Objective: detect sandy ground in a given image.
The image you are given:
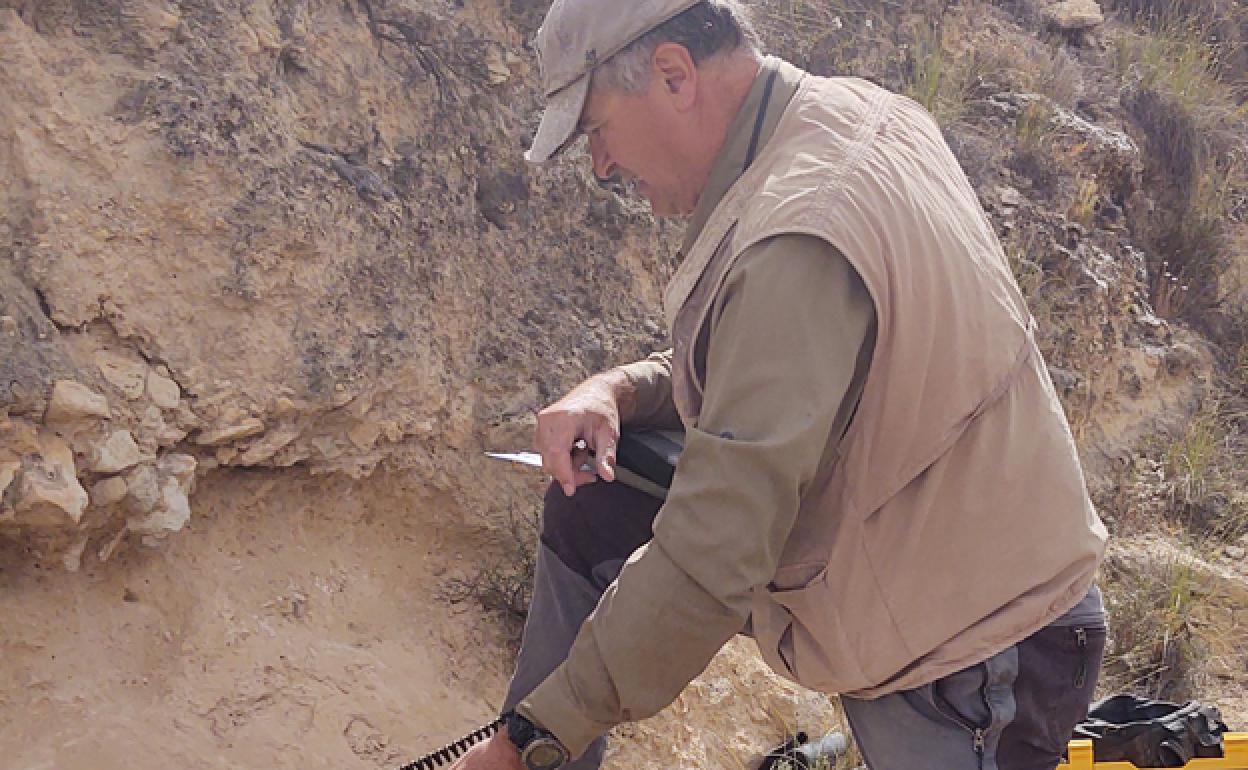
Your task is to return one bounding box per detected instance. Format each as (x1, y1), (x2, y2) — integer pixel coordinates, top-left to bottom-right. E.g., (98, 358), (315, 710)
(0, 468), (840, 770)
(6, 468), (1240, 770)
(1, 469), (517, 770)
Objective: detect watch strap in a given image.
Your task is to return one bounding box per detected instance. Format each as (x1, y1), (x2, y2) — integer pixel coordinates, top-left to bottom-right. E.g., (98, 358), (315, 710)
(502, 711), (568, 770)
(503, 710), (539, 749)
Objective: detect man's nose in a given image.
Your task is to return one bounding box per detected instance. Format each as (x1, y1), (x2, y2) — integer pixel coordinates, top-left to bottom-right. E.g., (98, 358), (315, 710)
(589, 134), (616, 180)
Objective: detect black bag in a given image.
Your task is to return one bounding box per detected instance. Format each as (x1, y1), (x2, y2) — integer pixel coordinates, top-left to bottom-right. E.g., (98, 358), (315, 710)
(613, 429), (684, 498)
(1072, 694), (1229, 767)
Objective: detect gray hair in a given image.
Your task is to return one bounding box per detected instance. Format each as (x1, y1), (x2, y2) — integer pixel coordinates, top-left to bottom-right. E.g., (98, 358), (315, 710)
(592, 0), (761, 94)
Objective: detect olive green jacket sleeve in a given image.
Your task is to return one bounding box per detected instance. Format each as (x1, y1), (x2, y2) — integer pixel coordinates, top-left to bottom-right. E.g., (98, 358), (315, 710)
(517, 234), (877, 757)
(615, 351), (681, 430)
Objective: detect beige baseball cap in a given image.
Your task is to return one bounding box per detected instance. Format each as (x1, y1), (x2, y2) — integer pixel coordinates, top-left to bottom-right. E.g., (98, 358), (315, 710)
(526, 0), (703, 163)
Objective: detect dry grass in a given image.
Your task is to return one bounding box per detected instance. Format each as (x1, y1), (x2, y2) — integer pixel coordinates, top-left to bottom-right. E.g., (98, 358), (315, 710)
(1102, 551), (1204, 700)
(1111, 1), (1248, 329)
(1161, 400), (1248, 543)
(1107, 0), (1248, 80)
(965, 26), (1084, 108)
(754, 0), (977, 125)
(440, 507), (539, 651)
(1110, 390), (1248, 545)
(1068, 177), (1100, 229)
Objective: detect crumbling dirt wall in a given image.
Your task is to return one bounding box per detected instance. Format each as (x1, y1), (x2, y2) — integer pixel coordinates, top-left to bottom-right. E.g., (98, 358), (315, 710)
(1, 0), (674, 565)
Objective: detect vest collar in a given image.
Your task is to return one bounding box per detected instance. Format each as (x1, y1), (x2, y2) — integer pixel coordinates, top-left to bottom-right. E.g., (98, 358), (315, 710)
(679, 57), (805, 257)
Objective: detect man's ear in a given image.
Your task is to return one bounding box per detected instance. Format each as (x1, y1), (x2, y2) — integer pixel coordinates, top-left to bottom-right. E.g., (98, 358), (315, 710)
(651, 42), (698, 111)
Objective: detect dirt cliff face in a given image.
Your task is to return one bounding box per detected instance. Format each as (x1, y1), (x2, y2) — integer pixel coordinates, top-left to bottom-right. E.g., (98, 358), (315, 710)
(2, 0), (1247, 768)
(2, 3), (828, 767)
(1, 0), (675, 562)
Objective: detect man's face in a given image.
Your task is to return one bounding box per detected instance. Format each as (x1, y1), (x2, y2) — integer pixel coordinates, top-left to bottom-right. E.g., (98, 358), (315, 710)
(578, 74), (701, 218)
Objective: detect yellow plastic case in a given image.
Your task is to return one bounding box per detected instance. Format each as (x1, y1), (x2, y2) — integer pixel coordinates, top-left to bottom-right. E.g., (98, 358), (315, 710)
(1060, 734), (1248, 769)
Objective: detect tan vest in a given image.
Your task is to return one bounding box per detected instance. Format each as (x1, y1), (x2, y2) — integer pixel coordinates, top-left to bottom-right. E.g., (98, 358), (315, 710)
(665, 75), (1107, 697)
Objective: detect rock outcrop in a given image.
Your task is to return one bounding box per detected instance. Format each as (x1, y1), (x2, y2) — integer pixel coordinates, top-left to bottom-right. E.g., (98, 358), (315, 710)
(1045, 0), (1105, 32)
(0, 0), (672, 566)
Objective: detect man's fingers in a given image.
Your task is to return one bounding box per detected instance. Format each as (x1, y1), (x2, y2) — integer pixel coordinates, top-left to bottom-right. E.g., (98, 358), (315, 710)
(549, 455), (579, 497)
(592, 424), (618, 482)
(542, 430), (580, 496)
(534, 391), (621, 495)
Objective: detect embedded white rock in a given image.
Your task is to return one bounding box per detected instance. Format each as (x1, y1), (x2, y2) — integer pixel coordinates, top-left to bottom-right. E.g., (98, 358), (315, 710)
(0, 459), (20, 523)
(158, 453), (197, 486)
(0, 458), (19, 497)
(123, 464), (161, 515)
(195, 417), (266, 446)
(90, 476), (129, 507)
(146, 371), (181, 409)
(128, 476), (192, 537)
(45, 380), (111, 422)
(91, 430), (143, 474)
(1045, 0), (1104, 30)
(237, 425), (302, 465)
(13, 434), (89, 528)
(122, 453), (196, 538)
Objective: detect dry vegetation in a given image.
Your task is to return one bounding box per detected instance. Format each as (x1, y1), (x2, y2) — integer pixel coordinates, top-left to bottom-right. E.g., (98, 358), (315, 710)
(441, 505), (540, 651)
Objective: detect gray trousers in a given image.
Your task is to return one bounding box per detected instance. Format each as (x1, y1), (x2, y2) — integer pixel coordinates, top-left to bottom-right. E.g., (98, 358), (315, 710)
(504, 481), (1105, 770)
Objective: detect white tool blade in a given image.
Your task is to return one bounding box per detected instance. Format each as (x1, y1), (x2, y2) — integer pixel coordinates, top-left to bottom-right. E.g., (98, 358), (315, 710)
(486, 451), (597, 473)
(485, 451), (544, 467)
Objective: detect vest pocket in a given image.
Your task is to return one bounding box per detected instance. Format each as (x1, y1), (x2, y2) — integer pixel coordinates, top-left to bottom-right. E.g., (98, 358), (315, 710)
(753, 566), (878, 694)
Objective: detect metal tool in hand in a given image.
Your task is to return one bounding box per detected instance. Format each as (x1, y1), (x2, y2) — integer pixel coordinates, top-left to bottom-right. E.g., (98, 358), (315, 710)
(486, 439), (596, 474)
(486, 429), (684, 501)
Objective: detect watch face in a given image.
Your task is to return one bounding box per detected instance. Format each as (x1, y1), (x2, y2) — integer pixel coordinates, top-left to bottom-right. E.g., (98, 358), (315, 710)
(522, 739), (568, 770)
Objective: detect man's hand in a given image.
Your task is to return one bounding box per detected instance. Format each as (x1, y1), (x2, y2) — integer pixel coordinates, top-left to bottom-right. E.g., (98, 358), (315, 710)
(536, 372), (633, 496)
(447, 731), (524, 770)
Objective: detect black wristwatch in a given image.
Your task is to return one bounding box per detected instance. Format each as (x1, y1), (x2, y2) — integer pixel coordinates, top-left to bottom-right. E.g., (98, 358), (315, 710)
(502, 710), (570, 770)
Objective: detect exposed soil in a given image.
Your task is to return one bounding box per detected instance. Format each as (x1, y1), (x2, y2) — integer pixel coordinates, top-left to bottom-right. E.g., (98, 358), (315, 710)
(3, 0), (1247, 766)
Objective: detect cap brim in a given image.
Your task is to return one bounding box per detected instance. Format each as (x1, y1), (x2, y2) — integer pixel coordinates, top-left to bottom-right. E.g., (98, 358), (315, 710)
(525, 75), (591, 164)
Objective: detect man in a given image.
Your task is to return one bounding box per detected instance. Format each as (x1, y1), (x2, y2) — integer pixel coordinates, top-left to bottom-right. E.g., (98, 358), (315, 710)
(452, 2), (1109, 769)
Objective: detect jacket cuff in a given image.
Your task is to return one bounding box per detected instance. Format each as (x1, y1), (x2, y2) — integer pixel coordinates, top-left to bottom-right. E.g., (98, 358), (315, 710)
(515, 668), (615, 761)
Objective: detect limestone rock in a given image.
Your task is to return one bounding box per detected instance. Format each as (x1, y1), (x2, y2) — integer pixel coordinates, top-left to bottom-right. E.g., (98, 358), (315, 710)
(13, 434), (89, 528)
(146, 371), (181, 409)
(140, 406), (189, 446)
(61, 534), (89, 572)
(125, 455), (195, 537)
(90, 476), (129, 507)
(347, 420), (383, 451)
(1045, 0), (1104, 31)
(157, 453), (197, 486)
(45, 380), (111, 422)
(94, 350), (149, 400)
(195, 417), (265, 446)
(237, 425), (303, 465)
(996, 185), (1023, 208)
(90, 430), (143, 473)
(1, 458), (20, 497)
(0, 458), (20, 524)
(128, 476), (191, 537)
(123, 463), (157, 508)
